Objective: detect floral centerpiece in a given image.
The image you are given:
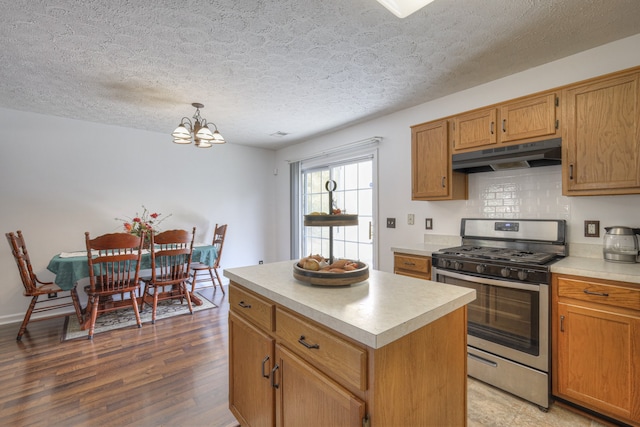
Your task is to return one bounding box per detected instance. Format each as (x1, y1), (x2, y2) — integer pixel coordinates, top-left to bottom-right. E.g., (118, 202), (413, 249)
(115, 206), (171, 247)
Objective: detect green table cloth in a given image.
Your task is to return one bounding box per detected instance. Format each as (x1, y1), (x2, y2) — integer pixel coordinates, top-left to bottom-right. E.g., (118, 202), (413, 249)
(47, 244), (218, 291)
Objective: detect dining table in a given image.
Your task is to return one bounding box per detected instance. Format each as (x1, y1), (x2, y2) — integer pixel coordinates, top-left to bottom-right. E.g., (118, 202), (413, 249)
(47, 243), (218, 306)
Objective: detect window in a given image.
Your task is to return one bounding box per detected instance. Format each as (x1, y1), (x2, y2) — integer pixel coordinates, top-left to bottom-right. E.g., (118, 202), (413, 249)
(294, 148), (377, 268)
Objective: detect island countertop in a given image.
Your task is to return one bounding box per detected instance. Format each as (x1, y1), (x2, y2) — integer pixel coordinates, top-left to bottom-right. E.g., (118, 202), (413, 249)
(223, 260), (476, 349)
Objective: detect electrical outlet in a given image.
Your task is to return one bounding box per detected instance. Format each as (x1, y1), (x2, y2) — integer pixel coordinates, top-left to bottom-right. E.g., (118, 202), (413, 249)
(425, 218), (433, 230)
(584, 220), (600, 237)
(259, 260), (264, 264)
(407, 214), (415, 225)
(386, 218), (396, 228)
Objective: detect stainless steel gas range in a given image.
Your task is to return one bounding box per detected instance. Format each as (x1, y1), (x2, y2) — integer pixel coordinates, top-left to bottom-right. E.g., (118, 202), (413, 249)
(431, 218), (567, 409)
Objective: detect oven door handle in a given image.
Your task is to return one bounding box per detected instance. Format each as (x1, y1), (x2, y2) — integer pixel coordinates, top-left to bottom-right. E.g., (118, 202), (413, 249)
(433, 267), (542, 292)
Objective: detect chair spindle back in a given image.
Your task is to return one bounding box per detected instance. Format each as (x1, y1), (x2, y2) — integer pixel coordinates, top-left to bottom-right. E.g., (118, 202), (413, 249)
(5, 231), (38, 294)
(85, 232), (145, 293)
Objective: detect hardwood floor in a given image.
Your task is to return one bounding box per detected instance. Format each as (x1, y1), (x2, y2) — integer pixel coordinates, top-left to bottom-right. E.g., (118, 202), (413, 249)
(1, 283), (610, 427)
(0, 286), (238, 427)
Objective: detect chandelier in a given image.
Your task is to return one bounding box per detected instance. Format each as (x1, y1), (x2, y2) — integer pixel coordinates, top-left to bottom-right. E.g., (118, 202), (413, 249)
(171, 103), (226, 148)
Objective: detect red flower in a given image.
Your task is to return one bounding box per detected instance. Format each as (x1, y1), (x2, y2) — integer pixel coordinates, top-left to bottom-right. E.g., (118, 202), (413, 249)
(150, 213), (159, 219)
(133, 217), (141, 223)
(124, 223), (132, 231)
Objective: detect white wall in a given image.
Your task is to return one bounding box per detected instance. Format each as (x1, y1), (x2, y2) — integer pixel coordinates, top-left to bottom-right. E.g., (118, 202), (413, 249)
(274, 34), (640, 273)
(0, 109), (276, 324)
(4, 33), (640, 327)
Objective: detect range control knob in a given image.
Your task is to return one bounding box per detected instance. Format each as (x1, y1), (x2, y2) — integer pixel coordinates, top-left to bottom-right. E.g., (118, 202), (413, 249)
(518, 270), (529, 281)
(453, 261), (463, 271)
(500, 268), (511, 278)
(476, 264), (486, 274)
(439, 259), (450, 268)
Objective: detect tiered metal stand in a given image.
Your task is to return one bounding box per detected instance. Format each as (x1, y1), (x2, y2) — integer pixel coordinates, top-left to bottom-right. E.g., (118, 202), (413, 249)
(293, 180), (369, 286)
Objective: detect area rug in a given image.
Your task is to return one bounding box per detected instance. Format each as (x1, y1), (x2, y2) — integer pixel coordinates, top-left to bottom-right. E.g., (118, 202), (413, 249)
(62, 292), (217, 341)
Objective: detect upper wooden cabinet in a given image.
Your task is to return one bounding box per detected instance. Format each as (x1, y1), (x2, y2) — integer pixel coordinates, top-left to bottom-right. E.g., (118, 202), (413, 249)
(411, 119), (468, 200)
(452, 93), (559, 153)
(500, 93), (559, 142)
(453, 108), (497, 151)
(562, 70), (640, 196)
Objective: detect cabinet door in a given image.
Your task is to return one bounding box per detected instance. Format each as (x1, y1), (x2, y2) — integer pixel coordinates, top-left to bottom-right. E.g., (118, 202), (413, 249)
(229, 312), (275, 427)
(412, 120), (450, 199)
(555, 302), (640, 422)
(500, 93), (558, 142)
(563, 72), (640, 195)
(452, 108), (497, 151)
(274, 344), (365, 427)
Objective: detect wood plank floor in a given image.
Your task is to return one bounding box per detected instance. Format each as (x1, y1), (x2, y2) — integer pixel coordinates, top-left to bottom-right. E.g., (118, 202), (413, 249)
(0, 286), (239, 427)
(1, 283), (610, 427)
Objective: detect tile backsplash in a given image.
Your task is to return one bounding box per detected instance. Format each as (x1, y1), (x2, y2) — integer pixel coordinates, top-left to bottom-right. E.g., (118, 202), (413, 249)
(464, 165), (569, 220)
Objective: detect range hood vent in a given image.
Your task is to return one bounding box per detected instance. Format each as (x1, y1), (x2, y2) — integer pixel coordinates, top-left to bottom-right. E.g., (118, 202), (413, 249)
(452, 138), (562, 174)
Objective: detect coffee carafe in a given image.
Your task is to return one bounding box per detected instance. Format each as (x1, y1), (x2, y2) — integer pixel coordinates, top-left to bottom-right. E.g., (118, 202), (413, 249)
(603, 226), (640, 263)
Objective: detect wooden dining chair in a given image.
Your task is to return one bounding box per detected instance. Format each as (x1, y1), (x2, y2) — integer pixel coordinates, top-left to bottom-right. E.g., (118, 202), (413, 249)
(84, 231), (145, 339)
(190, 223), (227, 295)
(140, 228), (195, 324)
(6, 230), (84, 341)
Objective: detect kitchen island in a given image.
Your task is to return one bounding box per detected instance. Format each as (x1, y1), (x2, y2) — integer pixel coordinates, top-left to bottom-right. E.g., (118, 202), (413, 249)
(224, 260), (476, 427)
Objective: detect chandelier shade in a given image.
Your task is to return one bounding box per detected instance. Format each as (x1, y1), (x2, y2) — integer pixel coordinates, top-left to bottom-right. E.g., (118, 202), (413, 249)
(172, 103), (226, 148)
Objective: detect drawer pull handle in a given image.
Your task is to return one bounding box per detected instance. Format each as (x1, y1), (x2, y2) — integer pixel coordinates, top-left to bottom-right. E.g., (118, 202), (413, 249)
(261, 355), (270, 379)
(583, 289), (609, 297)
(560, 315), (565, 332)
(298, 335), (320, 350)
(270, 364), (280, 389)
(403, 262), (416, 266)
(238, 301), (252, 308)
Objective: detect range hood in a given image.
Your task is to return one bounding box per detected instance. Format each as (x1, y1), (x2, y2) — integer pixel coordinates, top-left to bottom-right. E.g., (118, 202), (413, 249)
(452, 138), (562, 174)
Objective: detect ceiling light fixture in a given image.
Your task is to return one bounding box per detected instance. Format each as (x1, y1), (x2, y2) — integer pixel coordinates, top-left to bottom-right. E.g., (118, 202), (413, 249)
(172, 103), (226, 148)
(375, 0), (435, 18)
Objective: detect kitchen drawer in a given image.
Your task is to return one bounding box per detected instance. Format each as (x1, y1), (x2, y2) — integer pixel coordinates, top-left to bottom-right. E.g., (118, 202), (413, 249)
(557, 276), (640, 312)
(229, 284), (275, 332)
(275, 307), (367, 392)
(394, 253), (431, 278)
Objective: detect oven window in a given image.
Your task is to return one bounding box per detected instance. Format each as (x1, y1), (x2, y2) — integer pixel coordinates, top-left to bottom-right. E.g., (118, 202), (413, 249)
(439, 275), (540, 356)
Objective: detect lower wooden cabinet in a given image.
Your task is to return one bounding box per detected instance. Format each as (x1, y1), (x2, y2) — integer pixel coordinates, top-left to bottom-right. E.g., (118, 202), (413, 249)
(552, 274), (640, 426)
(394, 252), (432, 279)
(229, 311), (275, 427)
(274, 344), (365, 427)
(229, 281), (468, 427)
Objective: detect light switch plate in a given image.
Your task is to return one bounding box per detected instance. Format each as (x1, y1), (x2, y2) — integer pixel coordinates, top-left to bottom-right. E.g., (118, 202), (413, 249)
(386, 218), (396, 228)
(408, 214), (415, 225)
(425, 218), (433, 230)
(584, 220), (600, 237)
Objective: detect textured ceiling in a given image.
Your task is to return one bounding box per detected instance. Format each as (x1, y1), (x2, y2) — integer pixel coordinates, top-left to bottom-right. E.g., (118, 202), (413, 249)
(1, 0), (640, 150)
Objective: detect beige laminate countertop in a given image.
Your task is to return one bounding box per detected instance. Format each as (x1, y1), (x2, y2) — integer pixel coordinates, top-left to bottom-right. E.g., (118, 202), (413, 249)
(391, 243), (444, 257)
(551, 256), (640, 284)
(223, 260), (476, 349)
(392, 244), (640, 285)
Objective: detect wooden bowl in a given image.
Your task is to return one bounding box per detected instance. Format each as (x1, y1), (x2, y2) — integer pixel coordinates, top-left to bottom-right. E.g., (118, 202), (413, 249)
(293, 261), (369, 286)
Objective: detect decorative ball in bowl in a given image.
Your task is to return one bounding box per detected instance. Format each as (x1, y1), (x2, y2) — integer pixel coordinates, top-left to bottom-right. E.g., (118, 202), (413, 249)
(293, 255), (369, 286)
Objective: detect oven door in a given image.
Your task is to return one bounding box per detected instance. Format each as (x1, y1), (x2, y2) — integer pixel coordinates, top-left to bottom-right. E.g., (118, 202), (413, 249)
(432, 267), (548, 372)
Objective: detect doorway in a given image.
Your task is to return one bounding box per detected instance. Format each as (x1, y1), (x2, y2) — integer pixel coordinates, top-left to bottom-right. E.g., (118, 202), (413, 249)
(300, 154), (376, 267)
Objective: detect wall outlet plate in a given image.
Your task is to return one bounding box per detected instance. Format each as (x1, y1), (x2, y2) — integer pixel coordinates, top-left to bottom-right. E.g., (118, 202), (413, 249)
(584, 220), (600, 237)
(386, 218), (396, 228)
(408, 214), (415, 225)
(425, 218), (433, 230)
